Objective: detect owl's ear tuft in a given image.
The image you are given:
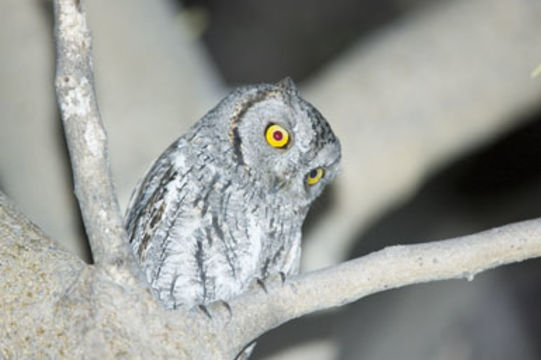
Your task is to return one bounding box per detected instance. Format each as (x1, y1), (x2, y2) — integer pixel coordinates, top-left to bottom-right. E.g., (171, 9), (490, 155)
(276, 77), (299, 96)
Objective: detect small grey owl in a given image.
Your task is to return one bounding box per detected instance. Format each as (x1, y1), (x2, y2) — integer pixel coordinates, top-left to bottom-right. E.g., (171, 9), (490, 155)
(125, 78), (341, 310)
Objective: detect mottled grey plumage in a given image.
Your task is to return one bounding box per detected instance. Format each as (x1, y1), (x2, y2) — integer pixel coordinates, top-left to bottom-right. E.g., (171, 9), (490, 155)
(125, 78), (341, 310)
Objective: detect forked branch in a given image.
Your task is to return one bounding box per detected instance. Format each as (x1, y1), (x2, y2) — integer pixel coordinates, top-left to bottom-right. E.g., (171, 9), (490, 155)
(53, 0), (138, 280)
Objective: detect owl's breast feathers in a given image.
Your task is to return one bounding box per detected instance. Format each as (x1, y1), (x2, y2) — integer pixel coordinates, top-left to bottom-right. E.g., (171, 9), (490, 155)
(126, 139), (302, 309)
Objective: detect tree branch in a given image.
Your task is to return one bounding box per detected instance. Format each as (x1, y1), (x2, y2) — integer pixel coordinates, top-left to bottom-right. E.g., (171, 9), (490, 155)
(221, 218), (541, 353)
(53, 0), (138, 280)
(4, 180), (541, 358)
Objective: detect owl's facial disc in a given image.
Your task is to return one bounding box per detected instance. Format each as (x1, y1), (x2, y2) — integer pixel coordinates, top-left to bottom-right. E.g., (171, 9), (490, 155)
(232, 87), (340, 207)
(261, 119), (338, 206)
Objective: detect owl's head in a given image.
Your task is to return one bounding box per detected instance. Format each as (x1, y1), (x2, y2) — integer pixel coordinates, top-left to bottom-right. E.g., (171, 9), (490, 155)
(214, 78), (341, 210)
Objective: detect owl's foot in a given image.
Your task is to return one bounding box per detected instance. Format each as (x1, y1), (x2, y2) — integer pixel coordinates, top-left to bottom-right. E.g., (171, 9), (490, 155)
(217, 300), (232, 317)
(248, 272), (287, 295)
(198, 304), (212, 319)
(245, 277), (268, 294)
(256, 278), (268, 293)
(264, 272), (287, 285)
(199, 300), (233, 320)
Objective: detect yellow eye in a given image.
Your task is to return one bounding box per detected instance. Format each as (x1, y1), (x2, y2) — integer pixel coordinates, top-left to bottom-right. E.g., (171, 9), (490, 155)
(265, 124), (290, 148)
(306, 168), (324, 186)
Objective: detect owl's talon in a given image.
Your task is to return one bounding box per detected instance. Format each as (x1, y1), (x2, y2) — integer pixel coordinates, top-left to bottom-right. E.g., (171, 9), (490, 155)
(219, 300), (232, 317)
(204, 299), (233, 319)
(256, 278), (268, 293)
(198, 304), (212, 319)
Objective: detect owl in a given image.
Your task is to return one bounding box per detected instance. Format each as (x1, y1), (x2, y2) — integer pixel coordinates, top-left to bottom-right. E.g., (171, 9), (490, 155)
(125, 78), (341, 310)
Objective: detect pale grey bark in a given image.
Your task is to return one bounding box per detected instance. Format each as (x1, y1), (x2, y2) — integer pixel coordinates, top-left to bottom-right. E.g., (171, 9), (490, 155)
(53, 0), (138, 280)
(1, 0), (541, 358)
(224, 217), (541, 349)
(2, 174), (541, 358)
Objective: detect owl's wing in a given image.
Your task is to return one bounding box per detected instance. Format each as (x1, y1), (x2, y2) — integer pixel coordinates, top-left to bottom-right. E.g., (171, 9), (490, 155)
(125, 157), (168, 244)
(126, 141), (236, 308)
(125, 141), (197, 266)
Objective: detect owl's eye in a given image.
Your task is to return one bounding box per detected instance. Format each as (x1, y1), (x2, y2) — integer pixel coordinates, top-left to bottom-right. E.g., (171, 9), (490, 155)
(265, 124), (290, 148)
(306, 167), (324, 186)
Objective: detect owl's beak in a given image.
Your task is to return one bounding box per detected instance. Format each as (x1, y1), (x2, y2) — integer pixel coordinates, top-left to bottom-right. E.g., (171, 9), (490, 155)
(270, 170), (297, 194)
(270, 176), (289, 193)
